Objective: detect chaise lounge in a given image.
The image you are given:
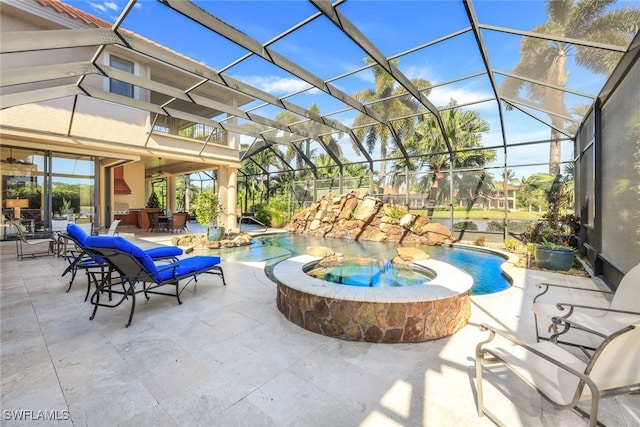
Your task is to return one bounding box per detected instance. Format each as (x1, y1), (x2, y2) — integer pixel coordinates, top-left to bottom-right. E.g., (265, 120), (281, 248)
(83, 235), (226, 327)
(61, 223), (183, 300)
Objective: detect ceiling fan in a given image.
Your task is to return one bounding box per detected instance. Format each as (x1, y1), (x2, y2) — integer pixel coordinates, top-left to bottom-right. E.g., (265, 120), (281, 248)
(148, 157), (165, 177)
(1, 148), (33, 165)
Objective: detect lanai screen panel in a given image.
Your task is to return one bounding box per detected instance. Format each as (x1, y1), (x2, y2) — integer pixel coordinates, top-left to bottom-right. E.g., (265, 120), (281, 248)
(2, 0), (639, 182)
(600, 59), (640, 272)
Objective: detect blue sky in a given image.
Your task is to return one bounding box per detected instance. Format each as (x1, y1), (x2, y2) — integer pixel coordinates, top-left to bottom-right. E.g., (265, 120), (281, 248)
(66, 0), (637, 180)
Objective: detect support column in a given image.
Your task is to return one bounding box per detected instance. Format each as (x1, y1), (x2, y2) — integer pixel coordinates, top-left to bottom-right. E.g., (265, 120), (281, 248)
(217, 166), (238, 232)
(167, 175), (176, 214)
(227, 167), (238, 231)
(227, 99), (240, 150)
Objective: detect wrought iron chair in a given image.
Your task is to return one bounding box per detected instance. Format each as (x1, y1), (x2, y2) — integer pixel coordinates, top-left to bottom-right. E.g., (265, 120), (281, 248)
(532, 262), (640, 353)
(84, 235), (226, 327)
(167, 212), (188, 233)
(147, 211), (167, 232)
(475, 321), (640, 427)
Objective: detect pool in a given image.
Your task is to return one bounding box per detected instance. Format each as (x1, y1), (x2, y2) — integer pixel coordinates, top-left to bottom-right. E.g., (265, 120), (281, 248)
(210, 233), (512, 295)
(305, 259), (433, 288)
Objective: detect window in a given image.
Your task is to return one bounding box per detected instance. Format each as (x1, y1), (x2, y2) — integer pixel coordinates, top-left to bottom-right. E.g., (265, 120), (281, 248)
(109, 56), (134, 98)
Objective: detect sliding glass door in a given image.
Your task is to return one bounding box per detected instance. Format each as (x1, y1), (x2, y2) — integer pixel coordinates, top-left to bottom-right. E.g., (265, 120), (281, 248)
(1, 145), (96, 239)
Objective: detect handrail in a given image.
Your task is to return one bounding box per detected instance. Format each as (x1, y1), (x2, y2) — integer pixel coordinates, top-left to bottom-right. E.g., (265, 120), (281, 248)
(238, 214), (268, 233)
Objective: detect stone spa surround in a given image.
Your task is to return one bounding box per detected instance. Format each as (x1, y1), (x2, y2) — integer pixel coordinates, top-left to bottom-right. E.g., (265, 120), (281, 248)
(274, 256), (473, 343)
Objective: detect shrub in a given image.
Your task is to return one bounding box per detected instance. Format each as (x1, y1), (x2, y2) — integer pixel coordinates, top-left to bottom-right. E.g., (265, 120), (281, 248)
(504, 238), (518, 252)
(254, 203), (270, 225)
(453, 221), (478, 230)
(349, 207), (359, 220)
(474, 235), (487, 246)
(507, 220), (530, 234)
(384, 205), (408, 219)
(192, 192), (222, 226)
(487, 220), (504, 232)
(255, 195), (292, 227)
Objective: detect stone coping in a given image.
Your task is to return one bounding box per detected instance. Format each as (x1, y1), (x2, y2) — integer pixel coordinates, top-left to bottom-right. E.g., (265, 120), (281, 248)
(273, 255), (473, 303)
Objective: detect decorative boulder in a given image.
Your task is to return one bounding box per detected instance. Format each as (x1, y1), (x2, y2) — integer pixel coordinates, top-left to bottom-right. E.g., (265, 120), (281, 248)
(396, 247), (430, 261)
(307, 246), (335, 257)
(285, 191), (454, 245)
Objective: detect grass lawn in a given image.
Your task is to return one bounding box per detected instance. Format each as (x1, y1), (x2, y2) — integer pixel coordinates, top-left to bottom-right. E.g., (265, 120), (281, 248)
(411, 209), (544, 221)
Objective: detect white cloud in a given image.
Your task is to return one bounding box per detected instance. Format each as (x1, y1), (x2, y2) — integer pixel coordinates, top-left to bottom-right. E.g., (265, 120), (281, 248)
(401, 64), (496, 111)
(88, 1), (139, 18)
(104, 2), (119, 11)
(88, 2), (108, 13)
(235, 75), (316, 96)
(428, 86), (494, 110)
(404, 65), (434, 82)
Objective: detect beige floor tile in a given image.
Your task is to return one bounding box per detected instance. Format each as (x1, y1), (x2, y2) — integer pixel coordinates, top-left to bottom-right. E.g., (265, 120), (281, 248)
(1, 235), (638, 427)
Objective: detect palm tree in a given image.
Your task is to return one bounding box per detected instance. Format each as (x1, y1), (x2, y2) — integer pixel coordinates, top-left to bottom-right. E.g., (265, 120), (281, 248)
(566, 104), (593, 135)
(504, 168), (520, 186)
(502, 0), (640, 176)
(239, 146), (281, 207)
(393, 100), (494, 213)
(456, 170), (496, 210)
(315, 154), (340, 179)
(352, 58), (431, 191)
(275, 104), (343, 176)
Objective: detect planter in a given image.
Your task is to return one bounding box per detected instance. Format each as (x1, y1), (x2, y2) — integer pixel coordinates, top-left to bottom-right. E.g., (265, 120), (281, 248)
(207, 226), (223, 241)
(535, 246), (574, 271)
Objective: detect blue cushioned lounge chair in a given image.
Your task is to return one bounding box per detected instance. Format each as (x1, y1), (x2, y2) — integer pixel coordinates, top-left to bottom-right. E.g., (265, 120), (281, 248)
(83, 235), (226, 327)
(61, 224), (183, 300)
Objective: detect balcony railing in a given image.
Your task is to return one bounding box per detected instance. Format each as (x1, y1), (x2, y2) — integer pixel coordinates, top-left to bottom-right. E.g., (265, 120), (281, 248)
(152, 114), (226, 145)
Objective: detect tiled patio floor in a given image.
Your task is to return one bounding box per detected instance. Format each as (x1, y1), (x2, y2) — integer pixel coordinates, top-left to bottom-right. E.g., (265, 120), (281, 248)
(1, 232), (638, 426)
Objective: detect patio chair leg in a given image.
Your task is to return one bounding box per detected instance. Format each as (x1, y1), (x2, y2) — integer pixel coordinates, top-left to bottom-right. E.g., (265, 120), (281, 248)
(216, 266), (227, 286)
(476, 358), (485, 417)
(84, 270), (92, 301)
(62, 262), (76, 287)
(175, 281), (182, 304)
(89, 288), (100, 321)
(69, 267), (78, 291)
(126, 287), (136, 328)
(142, 282), (151, 300)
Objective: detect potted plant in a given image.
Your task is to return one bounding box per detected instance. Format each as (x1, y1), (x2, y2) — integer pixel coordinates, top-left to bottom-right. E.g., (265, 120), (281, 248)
(193, 192), (223, 241)
(61, 197), (74, 220)
(534, 237), (575, 271)
(524, 172), (580, 271)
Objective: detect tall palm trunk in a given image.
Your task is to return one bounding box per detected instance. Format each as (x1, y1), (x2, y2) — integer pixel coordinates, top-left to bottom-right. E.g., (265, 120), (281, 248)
(545, 48), (568, 176)
(426, 170), (444, 218)
(379, 144), (387, 193)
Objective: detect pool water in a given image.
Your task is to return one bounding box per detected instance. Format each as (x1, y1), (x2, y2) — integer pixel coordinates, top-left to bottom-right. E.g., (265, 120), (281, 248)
(305, 259), (432, 288)
(212, 233), (511, 295)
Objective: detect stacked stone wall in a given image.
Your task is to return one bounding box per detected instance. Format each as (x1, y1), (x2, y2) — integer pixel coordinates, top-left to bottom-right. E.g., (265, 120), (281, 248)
(276, 281), (471, 343)
(285, 189), (454, 245)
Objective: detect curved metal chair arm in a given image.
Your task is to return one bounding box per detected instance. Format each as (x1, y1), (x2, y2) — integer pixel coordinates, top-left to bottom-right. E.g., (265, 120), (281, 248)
(477, 323), (593, 383)
(476, 323), (640, 427)
(534, 282), (613, 303)
(550, 317), (609, 342)
(554, 303), (640, 316)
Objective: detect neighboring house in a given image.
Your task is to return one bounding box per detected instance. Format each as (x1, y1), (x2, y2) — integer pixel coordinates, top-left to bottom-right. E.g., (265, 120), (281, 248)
(0, 0), (252, 233)
(378, 185), (518, 212)
(485, 184), (518, 211)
